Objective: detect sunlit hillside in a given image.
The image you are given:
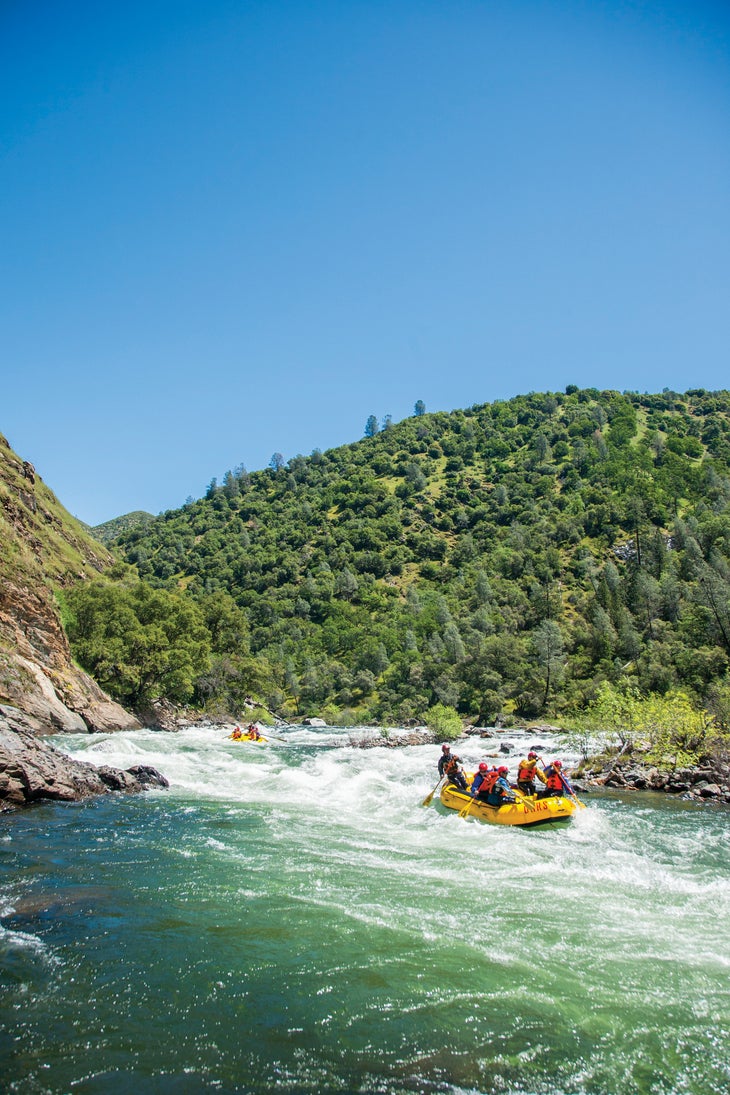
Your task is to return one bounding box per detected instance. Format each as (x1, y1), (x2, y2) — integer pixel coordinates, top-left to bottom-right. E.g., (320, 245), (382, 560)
(67, 388), (730, 724)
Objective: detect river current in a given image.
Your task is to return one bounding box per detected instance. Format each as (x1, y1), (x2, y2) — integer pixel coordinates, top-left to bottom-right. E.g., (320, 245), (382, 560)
(1, 723), (728, 1094)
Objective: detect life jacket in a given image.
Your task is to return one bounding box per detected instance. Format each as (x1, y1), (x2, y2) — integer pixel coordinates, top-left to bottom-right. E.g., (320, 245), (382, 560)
(444, 756), (460, 776)
(480, 768), (500, 793)
(546, 767), (564, 791)
(494, 775), (514, 798)
(517, 759), (537, 781)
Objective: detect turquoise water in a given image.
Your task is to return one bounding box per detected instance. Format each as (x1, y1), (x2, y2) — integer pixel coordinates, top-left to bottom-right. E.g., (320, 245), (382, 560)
(1, 724), (728, 1094)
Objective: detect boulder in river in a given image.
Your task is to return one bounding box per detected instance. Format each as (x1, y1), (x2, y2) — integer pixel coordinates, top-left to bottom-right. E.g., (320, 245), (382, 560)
(0, 705), (168, 811)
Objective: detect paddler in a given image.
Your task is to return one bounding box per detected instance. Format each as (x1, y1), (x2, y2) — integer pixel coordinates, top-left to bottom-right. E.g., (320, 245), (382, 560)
(487, 765), (517, 806)
(438, 743), (467, 791)
(470, 762), (499, 800)
(231, 726), (243, 740)
(516, 751), (546, 796)
(542, 759), (573, 797)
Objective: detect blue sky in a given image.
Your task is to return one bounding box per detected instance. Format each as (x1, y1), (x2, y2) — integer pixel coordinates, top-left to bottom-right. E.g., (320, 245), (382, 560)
(3, 0), (729, 525)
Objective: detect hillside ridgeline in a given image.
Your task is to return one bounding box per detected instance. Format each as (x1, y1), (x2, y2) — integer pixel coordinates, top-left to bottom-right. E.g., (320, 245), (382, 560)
(90, 510), (155, 545)
(71, 387), (730, 749)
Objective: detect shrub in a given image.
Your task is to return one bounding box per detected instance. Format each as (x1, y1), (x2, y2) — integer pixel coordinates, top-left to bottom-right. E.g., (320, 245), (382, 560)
(426, 703), (462, 741)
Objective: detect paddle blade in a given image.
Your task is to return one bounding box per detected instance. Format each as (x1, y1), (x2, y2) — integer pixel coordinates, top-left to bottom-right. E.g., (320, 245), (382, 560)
(421, 791), (435, 807)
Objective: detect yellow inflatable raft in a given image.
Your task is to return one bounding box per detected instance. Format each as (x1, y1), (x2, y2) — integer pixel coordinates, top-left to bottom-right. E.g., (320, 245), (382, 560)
(229, 732), (267, 744)
(440, 781), (575, 826)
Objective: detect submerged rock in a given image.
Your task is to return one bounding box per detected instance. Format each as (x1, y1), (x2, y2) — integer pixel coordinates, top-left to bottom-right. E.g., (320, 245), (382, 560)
(0, 705), (168, 811)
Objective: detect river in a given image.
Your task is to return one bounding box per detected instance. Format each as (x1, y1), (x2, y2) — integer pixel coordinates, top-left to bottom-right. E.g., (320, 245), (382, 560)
(1, 723), (728, 1094)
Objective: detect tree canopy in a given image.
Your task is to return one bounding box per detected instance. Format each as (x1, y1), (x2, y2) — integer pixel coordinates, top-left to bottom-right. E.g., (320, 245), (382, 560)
(69, 387), (730, 725)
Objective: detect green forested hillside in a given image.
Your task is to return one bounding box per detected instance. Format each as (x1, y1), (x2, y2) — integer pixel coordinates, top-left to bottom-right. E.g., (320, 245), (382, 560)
(64, 388), (730, 724)
(91, 511), (155, 545)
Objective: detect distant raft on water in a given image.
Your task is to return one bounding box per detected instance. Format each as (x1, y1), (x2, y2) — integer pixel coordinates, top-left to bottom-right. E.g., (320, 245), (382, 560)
(229, 728), (267, 744)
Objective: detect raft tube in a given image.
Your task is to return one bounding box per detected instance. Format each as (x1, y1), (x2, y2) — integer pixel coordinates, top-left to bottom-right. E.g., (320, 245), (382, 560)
(440, 781), (575, 826)
(229, 733), (267, 744)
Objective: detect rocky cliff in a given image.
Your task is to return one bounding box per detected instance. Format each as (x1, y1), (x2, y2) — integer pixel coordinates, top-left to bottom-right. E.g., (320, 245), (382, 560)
(0, 431), (140, 735)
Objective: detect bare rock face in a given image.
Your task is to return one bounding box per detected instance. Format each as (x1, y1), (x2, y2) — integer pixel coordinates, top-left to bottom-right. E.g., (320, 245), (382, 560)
(0, 435), (168, 807)
(0, 431), (141, 735)
(0, 705), (168, 811)
(0, 580), (140, 734)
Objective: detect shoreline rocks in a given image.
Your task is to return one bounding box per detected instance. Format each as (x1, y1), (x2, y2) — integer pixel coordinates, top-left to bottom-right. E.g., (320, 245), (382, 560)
(580, 757), (730, 804)
(0, 705), (168, 812)
(349, 729), (435, 748)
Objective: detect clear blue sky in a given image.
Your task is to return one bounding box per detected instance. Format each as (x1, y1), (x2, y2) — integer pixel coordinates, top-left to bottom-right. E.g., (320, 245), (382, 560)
(3, 0), (729, 525)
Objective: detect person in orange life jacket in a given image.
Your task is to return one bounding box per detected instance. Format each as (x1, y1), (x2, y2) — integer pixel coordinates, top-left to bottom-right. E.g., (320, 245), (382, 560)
(231, 726), (243, 740)
(247, 723), (261, 740)
(470, 762), (499, 801)
(516, 751), (546, 796)
(438, 743), (467, 790)
(486, 765), (516, 807)
(541, 759), (573, 797)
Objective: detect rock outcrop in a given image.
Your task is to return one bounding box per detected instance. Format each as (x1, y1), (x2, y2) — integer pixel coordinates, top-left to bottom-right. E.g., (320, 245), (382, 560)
(0, 705), (168, 811)
(0, 431), (151, 809)
(581, 758), (730, 804)
(0, 430), (140, 736)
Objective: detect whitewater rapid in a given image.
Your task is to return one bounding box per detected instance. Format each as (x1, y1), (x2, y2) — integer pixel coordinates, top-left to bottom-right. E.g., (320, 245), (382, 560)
(1, 723), (728, 1094)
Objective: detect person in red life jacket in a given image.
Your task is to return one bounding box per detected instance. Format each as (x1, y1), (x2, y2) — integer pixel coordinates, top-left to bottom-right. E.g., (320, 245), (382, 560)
(485, 765), (517, 807)
(542, 759), (573, 797)
(437, 743), (467, 790)
(470, 762), (499, 800)
(516, 751), (546, 796)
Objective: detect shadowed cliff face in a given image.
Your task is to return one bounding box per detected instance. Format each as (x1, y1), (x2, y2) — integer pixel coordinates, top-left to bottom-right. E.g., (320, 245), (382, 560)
(0, 432), (140, 735)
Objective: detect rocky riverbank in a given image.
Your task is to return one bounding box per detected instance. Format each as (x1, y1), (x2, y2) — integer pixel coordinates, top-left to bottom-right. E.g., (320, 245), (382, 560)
(0, 705), (168, 812)
(472, 723), (730, 805)
(579, 756), (730, 803)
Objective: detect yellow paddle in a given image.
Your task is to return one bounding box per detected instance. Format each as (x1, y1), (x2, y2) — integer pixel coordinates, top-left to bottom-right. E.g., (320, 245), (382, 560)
(458, 794), (477, 818)
(564, 785), (586, 809)
(512, 789), (536, 811)
(555, 768), (586, 809)
(421, 776), (444, 807)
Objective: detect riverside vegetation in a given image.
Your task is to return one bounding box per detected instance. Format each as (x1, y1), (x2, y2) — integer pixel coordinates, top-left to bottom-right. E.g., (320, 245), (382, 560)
(53, 386), (730, 785)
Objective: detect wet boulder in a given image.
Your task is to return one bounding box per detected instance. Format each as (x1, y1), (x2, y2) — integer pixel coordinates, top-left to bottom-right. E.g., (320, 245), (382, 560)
(0, 705), (169, 811)
(692, 781), (723, 799)
(127, 764), (169, 788)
